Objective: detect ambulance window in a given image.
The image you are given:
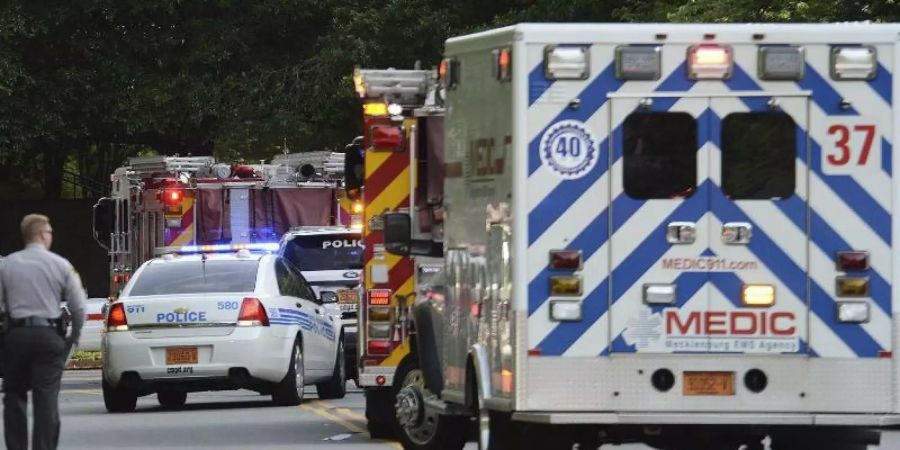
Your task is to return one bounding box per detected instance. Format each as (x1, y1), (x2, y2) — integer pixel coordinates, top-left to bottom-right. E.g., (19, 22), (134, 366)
(623, 112), (698, 199)
(722, 113), (796, 199)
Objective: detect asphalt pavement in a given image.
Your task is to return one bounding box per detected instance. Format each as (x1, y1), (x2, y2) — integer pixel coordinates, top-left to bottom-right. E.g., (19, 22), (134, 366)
(1, 370), (898, 449)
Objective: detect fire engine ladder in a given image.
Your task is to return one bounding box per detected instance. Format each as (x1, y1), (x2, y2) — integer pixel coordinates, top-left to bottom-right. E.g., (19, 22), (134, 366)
(126, 156), (216, 178)
(353, 68), (432, 106)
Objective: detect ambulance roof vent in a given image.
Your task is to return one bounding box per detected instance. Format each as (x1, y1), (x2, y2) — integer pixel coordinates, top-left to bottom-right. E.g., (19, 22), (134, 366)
(353, 68), (431, 106)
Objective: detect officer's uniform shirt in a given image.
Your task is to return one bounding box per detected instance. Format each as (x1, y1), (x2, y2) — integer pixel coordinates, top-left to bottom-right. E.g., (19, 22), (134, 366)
(0, 243), (86, 342)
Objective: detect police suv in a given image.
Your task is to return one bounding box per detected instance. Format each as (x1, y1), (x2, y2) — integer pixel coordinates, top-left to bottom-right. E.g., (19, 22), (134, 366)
(279, 226), (363, 380)
(101, 244), (346, 412)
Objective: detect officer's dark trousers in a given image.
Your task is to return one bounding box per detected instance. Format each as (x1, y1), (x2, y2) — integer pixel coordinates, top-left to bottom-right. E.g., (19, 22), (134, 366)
(2, 326), (66, 450)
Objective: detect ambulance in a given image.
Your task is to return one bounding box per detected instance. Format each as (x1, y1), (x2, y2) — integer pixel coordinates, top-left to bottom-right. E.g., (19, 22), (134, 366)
(381, 23), (900, 449)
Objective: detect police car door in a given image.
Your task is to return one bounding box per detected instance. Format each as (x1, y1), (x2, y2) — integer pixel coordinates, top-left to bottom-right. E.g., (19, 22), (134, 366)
(275, 258), (327, 370)
(708, 94), (809, 356)
(290, 261), (337, 371)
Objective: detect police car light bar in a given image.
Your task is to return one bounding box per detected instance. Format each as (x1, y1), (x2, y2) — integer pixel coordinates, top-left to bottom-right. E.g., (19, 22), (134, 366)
(155, 242), (280, 256)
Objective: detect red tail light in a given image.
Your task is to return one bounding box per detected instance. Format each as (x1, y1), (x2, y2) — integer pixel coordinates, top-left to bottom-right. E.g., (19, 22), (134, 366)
(371, 125), (403, 151)
(163, 189), (183, 206)
(107, 303), (129, 331)
(237, 297), (269, 327)
(367, 340), (392, 355)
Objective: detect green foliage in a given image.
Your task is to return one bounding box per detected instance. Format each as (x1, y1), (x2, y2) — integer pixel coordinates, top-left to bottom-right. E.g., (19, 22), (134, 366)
(0, 0), (896, 199)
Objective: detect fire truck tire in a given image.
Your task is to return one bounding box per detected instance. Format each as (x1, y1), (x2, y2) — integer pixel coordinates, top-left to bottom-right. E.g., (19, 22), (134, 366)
(393, 356), (467, 450)
(316, 338), (347, 400)
(272, 337), (304, 406)
(102, 376), (137, 413)
(366, 387), (397, 439)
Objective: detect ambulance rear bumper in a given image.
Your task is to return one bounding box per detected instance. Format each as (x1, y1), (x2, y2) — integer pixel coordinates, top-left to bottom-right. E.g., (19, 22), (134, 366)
(511, 411), (900, 427)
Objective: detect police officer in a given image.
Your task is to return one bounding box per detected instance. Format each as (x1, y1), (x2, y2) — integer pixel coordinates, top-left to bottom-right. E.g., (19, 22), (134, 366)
(0, 214), (85, 450)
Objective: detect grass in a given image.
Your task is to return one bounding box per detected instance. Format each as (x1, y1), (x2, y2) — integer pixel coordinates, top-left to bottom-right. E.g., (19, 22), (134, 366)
(71, 350), (101, 361)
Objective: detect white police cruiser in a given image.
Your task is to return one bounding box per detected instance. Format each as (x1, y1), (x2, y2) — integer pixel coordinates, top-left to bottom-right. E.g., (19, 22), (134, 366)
(101, 244), (346, 412)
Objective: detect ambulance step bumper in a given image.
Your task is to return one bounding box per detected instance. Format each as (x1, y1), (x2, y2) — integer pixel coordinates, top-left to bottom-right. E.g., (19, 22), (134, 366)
(511, 412), (900, 427)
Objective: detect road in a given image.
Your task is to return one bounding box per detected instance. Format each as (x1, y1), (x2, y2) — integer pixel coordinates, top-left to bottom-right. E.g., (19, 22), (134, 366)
(3, 370), (898, 449)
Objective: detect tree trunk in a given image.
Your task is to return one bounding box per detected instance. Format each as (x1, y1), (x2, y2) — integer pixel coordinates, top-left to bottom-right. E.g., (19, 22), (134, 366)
(42, 144), (69, 200)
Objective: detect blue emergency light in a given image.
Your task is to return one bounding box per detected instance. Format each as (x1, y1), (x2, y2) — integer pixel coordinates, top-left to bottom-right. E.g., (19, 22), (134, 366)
(156, 242), (280, 256)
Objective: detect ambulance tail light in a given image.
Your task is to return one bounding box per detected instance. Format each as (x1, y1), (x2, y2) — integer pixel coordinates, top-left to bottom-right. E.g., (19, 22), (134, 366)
(237, 297), (269, 327)
(439, 58), (460, 89)
(836, 277), (869, 297)
(370, 125), (404, 152)
(688, 45), (733, 80)
(550, 275), (582, 296)
(549, 250), (582, 270)
(368, 307), (392, 322)
(107, 303), (129, 332)
(837, 251), (869, 272)
(741, 284), (775, 307)
(550, 300), (582, 322)
(368, 290), (391, 306)
(837, 301), (870, 323)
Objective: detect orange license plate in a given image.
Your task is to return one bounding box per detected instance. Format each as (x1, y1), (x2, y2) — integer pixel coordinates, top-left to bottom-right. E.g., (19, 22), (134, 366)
(166, 347), (198, 365)
(683, 371), (735, 396)
(337, 289), (358, 304)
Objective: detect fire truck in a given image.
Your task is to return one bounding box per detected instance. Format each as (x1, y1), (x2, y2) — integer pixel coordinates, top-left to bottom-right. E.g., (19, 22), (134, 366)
(378, 23), (900, 450)
(345, 67), (451, 445)
(91, 151), (355, 297)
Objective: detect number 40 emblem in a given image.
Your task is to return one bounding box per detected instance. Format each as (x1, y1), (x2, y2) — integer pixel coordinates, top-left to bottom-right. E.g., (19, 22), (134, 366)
(539, 120), (599, 180)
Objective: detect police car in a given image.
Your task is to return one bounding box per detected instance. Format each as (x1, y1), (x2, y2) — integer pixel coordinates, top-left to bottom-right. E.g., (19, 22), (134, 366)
(101, 244), (346, 412)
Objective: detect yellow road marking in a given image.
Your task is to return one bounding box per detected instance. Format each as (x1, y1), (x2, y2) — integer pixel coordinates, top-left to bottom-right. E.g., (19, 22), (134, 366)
(300, 402), (403, 449)
(300, 403), (366, 433)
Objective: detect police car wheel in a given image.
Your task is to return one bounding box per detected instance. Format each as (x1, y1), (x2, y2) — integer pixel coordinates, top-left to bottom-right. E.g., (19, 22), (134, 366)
(157, 390), (187, 409)
(102, 376), (137, 413)
(272, 337), (304, 406)
(316, 337), (346, 400)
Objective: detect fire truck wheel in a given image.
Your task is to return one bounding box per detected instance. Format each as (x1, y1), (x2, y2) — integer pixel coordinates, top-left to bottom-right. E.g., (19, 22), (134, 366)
(393, 356), (467, 450)
(272, 337), (304, 406)
(316, 338), (347, 400)
(366, 387), (397, 439)
(102, 375), (137, 413)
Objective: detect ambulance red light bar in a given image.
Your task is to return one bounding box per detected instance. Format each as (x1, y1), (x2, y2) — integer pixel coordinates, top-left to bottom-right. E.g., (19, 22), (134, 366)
(688, 45), (733, 80)
(837, 251), (869, 272)
(493, 47), (512, 82)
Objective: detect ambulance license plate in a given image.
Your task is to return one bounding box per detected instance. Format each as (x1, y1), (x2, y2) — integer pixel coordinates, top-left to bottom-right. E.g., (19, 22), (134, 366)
(683, 371), (734, 396)
(337, 289), (358, 304)
(166, 347), (198, 365)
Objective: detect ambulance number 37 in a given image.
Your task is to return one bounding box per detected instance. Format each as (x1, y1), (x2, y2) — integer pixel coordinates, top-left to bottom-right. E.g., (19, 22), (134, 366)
(826, 124), (877, 166)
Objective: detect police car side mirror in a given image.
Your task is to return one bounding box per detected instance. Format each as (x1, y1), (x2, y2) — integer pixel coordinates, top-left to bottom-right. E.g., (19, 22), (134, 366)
(320, 291), (338, 304)
(384, 213), (412, 256)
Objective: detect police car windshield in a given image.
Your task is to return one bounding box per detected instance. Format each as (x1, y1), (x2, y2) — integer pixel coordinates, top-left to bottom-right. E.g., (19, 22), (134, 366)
(127, 260), (259, 296)
(282, 234), (364, 271)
